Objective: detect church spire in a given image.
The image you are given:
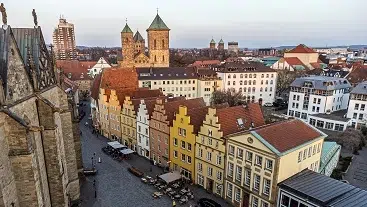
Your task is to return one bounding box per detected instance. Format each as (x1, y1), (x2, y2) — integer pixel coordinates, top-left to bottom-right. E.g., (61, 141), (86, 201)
(122, 18), (133, 33)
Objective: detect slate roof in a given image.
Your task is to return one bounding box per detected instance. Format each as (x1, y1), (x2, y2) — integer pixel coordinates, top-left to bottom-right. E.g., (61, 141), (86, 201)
(136, 67), (198, 80)
(218, 104), (265, 136)
(100, 67), (138, 90)
(122, 23), (133, 33)
(253, 119), (324, 153)
(133, 31), (144, 42)
(320, 69), (349, 78)
(279, 169), (367, 207)
(0, 27), (13, 93)
(351, 81), (367, 95)
(147, 14), (170, 31)
(287, 44), (317, 53)
(215, 61), (276, 73)
(290, 76), (351, 91)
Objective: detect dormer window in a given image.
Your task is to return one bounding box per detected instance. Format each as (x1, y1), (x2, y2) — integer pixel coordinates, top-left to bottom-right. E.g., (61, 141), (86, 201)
(237, 118), (244, 128)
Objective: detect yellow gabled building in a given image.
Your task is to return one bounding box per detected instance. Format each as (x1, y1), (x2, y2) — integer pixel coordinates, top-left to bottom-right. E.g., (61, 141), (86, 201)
(170, 106), (209, 182)
(98, 88), (111, 138)
(224, 119), (326, 207)
(195, 104), (265, 197)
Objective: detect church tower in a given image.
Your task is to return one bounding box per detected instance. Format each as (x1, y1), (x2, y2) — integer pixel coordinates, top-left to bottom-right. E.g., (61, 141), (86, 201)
(121, 22), (134, 67)
(218, 38), (224, 50)
(210, 38), (216, 49)
(147, 12), (170, 67)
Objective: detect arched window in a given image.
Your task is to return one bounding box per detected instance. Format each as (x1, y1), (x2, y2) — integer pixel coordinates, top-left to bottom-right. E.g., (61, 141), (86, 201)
(252, 87), (255, 92)
(240, 74), (243, 78)
(163, 55), (165, 62)
(233, 74), (236, 78)
(249, 74), (252, 78)
(260, 87), (263, 92)
(240, 80), (243, 85)
(248, 87), (251, 93)
(253, 74), (257, 78)
(270, 80), (273, 84)
(162, 39), (165, 49)
(244, 80), (247, 85)
(228, 74), (231, 79)
(266, 80), (269, 84)
(244, 87), (247, 92)
(261, 80), (264, 85)
(154, 55), (157, 62)
(239, 88), (242, 92)
(253, 80), (256, 85)
(154, 39), (157, 49)
(265, 87), (268, 92)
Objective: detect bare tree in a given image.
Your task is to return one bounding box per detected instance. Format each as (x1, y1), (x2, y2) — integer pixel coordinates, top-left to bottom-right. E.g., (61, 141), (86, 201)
(211, 89), (245, 107)
(276, 70), (305, 97)
(332, 128), (364, 152)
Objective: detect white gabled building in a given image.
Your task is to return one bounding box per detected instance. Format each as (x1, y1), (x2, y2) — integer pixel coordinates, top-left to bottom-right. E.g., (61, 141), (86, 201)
(347, 81), (367, 129)
(136, 99), (156, 159)
(288, 76), (351, 121)
(214, 61), (277, 105)
(88, 57), (111, 77)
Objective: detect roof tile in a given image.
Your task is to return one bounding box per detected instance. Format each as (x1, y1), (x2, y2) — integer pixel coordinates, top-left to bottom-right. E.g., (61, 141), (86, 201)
(287, 44), (317, 53)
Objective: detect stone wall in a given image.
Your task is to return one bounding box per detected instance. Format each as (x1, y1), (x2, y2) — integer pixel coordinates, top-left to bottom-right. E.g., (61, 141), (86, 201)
(147, 30), (170, 67)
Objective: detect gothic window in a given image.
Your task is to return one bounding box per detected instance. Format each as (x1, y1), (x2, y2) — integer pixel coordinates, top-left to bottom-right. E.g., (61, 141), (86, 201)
(154, 39), (157, 49)
(155, 55), (157, 62)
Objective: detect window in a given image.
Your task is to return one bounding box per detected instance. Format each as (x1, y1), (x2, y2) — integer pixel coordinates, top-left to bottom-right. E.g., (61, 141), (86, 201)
(261, 201), (269, 207)
(252, 197), (259, 207)
(229, 145), (235, 155)
(228, 162), (234, 177)
(207, 151), (212, 161)
(216, 171), (222, 181)
(227, 182), (233, 198)
(174, 138), (178, 146)
(335, 124), (344, 131)
(253, 174), (260, 191)
(265, 159), (273, 171)
(216, 155), (222, 165)
(187, 156), (192, 164)
(235, 165), (242, 182)
(245, 170), (251, 186)
(198, 148), (203, 157)
(303, 149), (307, 160)
(326, 122), (334, 129)
(255, 155), (263, 166)
(361, 104), (365, 111)
(215, 184), (222, 195)
(313, 145), (316, 155)
(154, 39), (157, 48)
(246, 151), (253, 162)
(263, 179), (271, 196)
(174, 150), (178, 158)
(197, 162), (202, 172)
(237, 148), (244, 159)
(281, 194), (290, 207)
(235, 187), (241, 202)
(181, 154), (186, 162)
(359, 113), (364, 120)
(181, 141), (186, 149)
(187, 143), (192, 151)
(178, 128), (186, 137)
(353, 113), (358, 119)
(208, 137), (213, 145)
(198, 174), (204, 186)
(298, 151), (302, 162)
(207, 166), (213, 177)
(355, 103), (360, 110)
(308, 147), (312, 157)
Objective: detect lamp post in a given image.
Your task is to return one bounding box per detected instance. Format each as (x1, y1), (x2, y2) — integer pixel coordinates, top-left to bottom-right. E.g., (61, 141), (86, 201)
(91, 157), (94, 168)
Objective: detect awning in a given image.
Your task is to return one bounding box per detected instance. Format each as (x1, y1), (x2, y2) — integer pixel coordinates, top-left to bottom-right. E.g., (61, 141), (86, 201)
(112, 144), (126, 149)
(159, 172), (182, 184)
(107, 141), (120, 147)
(120, 149), (134, 155)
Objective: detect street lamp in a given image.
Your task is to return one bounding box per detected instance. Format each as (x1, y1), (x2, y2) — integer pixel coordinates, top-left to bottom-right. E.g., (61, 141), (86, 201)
(91, 157), (94, 168)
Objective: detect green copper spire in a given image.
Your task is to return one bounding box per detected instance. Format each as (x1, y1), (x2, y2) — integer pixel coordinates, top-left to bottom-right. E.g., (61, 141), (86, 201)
(219, 38), (224, 44)
(122, 23), (133, 33)
(133, 30), (144, 42)
(210, 38), (216, 44)
(147, 13), (170, 31)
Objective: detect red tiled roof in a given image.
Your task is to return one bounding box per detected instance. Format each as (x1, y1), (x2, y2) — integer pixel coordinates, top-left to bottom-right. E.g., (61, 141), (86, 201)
(91, 74), (102, 100)
(284, 57), (309, 70)
(100, 67), (138, 90)
(192, 60), (221, 67)
(187, 106), (210, 134)
(287, 44), (317, 53)
(56, 60), (94, 81)
(132, 97), (161, 114)
(164, 98), (206, 125)
(347, 63), (367, 84)
(254, 119), (323, 153)
(118, 89), (164, 107)
(218, 104), (265, 136)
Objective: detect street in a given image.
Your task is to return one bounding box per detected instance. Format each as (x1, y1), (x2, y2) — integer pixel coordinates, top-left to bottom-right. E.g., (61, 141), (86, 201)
(79, 102), (230, 207)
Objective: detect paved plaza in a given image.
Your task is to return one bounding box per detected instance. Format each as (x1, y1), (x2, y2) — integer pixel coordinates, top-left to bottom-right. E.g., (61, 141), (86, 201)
(79, 102), (230, 207)
(344, 147), (367, 190)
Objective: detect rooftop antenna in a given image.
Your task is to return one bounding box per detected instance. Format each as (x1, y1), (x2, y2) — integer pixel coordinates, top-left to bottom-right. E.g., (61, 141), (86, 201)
(157, 7), (159, 15)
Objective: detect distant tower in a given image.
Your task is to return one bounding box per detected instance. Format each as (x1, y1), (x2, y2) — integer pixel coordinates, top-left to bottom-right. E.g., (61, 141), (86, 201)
(218, 38), (224, 50)
(121, 20), (134, 67)
(147, 11), (170, 67)
(210, 38), (216, 49)
(133, 30), (145, 54)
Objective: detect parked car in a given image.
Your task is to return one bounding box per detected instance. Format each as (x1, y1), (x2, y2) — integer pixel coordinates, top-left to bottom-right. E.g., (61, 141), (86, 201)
(198, 198), (221, 207)
(264, 102), (273, 107)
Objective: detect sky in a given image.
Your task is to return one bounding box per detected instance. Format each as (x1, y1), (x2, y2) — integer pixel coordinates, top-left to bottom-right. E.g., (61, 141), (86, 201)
(4, 0), (367, 48)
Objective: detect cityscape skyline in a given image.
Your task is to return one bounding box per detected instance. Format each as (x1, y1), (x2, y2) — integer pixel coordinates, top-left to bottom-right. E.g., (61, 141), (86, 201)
(5, 0), (367, 48)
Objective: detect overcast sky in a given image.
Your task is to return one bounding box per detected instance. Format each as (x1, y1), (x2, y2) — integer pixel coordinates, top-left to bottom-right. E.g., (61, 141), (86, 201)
(4, 0), (367, 48)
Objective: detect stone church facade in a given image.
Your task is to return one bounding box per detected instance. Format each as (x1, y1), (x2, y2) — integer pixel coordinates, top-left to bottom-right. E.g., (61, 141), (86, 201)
(0, 15), (82, 207)
(120, 13), (170, 68)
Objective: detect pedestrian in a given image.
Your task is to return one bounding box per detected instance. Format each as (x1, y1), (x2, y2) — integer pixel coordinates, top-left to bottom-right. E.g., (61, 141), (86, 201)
(172, 200), (176, 207)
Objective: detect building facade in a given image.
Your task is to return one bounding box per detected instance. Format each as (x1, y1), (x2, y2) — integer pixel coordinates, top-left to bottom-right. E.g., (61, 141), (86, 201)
(284, 44), (319, 68)
(150, 98), (205, 168)
(224, 119), (325, 207)
(195, 104), (265, 197)
(214, 62), (277, 105)
(0, 20), (81, 206)
(228, 42), (239, 54)
(288, 76), (351, 121)
(53, 18), (77, 60)
(88, 57), (111, 78)
(170, 106), (209, 182)
(120, 13), (170, 68)
(319, 141), (341, 176)
(136, 99), (156, 158)
(347, 81), (367, 129)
